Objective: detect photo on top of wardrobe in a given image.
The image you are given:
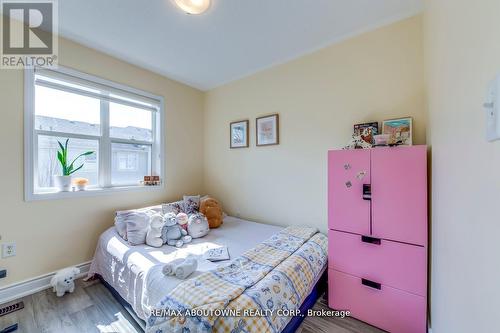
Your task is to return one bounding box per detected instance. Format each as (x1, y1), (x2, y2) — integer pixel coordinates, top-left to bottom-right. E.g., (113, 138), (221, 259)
(382, 117), (413, 145)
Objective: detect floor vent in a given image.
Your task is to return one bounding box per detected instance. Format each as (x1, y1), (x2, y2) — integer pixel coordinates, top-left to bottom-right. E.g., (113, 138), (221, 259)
(0, 301), (24, 317)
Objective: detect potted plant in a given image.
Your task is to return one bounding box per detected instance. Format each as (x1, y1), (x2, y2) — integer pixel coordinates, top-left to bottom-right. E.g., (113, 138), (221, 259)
(53, 139), (94, 192)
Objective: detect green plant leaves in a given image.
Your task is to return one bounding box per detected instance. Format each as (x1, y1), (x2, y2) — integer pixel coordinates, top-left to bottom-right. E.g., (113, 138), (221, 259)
(56, 139), (94, 177)
(68, 164), (84, 176)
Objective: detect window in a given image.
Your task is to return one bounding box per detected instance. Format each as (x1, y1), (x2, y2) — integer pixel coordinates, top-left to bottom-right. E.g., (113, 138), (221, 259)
(25, 66), (164, 200)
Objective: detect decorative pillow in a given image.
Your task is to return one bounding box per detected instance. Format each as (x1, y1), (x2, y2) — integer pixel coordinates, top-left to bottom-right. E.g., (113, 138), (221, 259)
(183, 195), (200, 214)
(115, 205), (162, 241)
(126, 212), (152, 245)
(162, 200), (183, 215)
(114, 217), (128, 240)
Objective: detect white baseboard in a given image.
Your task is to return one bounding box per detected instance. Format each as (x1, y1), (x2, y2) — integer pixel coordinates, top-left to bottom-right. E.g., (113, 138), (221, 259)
(0, 261), (91, 305)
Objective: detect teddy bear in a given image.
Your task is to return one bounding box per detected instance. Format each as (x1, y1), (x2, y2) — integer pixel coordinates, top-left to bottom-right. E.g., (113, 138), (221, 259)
(161, 212), (192, 247)
(187, 213), (210, 238)
(50, 266), (80, 297)
(199, 197), (223, 228)
(146, 213), (166, 248)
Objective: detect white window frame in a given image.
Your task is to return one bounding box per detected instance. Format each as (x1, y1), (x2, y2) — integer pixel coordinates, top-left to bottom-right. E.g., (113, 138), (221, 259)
(24, 65), (165, 201)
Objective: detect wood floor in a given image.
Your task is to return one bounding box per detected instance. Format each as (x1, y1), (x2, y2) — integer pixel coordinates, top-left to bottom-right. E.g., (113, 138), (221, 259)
(0, 279), (384, 333)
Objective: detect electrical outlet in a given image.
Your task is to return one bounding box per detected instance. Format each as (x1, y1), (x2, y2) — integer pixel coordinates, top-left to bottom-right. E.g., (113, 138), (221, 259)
(2, 243), (16, 258)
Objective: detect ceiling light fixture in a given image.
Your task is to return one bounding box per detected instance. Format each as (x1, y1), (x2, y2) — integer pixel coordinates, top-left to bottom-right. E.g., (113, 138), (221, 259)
(174, 0), (211, 15)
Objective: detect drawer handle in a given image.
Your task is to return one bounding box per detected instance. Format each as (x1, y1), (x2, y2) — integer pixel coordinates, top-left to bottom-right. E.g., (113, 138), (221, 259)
(362, 278), (381, 290)
(361, 235), (381, 245)
(362, 184), (371, 200)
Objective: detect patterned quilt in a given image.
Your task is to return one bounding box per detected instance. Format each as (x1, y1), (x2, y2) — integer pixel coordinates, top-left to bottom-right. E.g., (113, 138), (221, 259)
(146, 227), (328, 333)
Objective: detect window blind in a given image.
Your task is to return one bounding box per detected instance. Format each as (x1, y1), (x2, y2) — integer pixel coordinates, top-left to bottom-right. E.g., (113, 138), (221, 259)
(34, 67), (161, 112)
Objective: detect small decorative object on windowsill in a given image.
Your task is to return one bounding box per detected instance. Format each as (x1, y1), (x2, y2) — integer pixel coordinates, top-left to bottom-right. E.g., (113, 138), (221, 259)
(141, 175), (161, 186)
(72, 178), (89, 191)
(54, 139), (95, 192)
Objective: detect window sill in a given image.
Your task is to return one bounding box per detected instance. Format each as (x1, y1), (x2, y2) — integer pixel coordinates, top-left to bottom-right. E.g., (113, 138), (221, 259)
(25, 184), (164, 202)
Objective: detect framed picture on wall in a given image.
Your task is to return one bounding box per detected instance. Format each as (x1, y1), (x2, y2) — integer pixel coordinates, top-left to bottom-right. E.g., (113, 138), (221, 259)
(382, 117), (413, 145)
(230, 120), (249, 148)
(256, 114), (279, 146)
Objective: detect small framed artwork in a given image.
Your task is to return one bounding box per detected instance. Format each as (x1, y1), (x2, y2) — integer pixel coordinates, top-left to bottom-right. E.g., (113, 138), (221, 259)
(382, 117), (413, 145)
(256, 114), (279, 146)
(353, 122), (379, 145)
(230, 120), (249, 148)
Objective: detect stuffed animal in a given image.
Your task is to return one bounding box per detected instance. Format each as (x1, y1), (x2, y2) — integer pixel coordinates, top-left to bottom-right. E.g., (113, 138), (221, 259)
(146, 214), (165, 247)
(50, 267), (80, 297)
(187, 213), (210, 238)
(162, 212), (192, 247)
(200, 197), (223, 228)
(344, 134), (372, 150)
(176, 212), (189, 231)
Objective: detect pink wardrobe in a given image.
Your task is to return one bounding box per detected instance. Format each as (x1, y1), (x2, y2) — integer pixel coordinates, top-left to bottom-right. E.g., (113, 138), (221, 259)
(327, 146), (427, 333)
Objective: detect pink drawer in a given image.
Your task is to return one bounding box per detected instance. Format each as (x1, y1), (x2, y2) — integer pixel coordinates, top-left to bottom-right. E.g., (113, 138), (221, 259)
(328, 269), (426, 333)
(328, 230), (426, 296)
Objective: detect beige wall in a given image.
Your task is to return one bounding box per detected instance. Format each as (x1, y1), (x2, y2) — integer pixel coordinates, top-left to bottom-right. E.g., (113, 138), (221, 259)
(0, 37), (204, 286)
(204, 16), (425, 232)
(424, 1), (500, 332)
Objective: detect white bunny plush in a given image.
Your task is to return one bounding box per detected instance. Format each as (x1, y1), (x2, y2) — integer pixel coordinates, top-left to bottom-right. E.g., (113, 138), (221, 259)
(146, 213), (166, 247)
(50, 267), (80, 297)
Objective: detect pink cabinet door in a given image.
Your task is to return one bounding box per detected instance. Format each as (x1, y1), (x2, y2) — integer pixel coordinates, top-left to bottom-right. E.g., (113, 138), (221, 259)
(328, 149), (371, 235)
(371, 146), (427, 246)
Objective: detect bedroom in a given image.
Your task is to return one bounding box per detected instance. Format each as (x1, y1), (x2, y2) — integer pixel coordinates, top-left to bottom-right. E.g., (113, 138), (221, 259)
(0, 0), (498, 332)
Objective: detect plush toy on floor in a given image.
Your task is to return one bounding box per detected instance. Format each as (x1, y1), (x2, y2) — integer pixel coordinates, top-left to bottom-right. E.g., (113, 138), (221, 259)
(50, 267), (80, 297)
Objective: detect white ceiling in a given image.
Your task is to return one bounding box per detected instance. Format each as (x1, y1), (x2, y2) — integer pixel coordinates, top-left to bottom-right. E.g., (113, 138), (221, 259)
(58, 0), (423, 91)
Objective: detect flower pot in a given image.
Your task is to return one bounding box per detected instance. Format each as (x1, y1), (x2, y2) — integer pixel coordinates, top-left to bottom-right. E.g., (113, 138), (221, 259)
(53, 175), (72, 192)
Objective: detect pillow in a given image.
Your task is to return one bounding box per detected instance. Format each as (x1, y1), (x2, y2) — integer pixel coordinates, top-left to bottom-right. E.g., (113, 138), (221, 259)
(126, 212), (153, 245)
(183, 195), (200, 214)
(114, 217), (128, 240)
(114, 205), (161, 240)
(162, 200), (183, 215)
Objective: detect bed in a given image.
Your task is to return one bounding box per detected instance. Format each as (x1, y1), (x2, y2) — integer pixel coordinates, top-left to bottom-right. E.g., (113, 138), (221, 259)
(89, 216), (327, 333)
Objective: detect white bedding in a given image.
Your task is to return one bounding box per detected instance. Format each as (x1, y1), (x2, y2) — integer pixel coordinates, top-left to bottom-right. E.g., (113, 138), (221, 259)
(88, 216), (283, 320)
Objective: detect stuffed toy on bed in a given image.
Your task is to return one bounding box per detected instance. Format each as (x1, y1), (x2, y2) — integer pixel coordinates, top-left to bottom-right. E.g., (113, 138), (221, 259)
(176, 212), (189, 232)
(200, 197), (223, 228)
(146, 213), (166, 248)
(162, 212), (192, 247)
(187, 213), (210, 238)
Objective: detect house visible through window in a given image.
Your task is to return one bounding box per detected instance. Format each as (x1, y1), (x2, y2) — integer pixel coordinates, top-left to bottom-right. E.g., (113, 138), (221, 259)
(25, 66), (164, 200)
